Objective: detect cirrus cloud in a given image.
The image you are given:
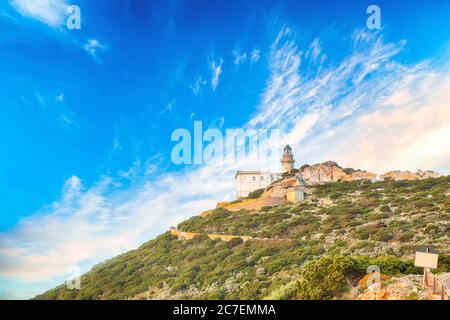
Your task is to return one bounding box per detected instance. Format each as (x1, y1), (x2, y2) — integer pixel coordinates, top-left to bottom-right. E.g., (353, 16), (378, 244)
(10, 0), (69, 27)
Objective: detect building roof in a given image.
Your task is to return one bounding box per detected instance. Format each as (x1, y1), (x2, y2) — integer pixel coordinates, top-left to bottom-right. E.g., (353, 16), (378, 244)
(235, 171), (281, 179)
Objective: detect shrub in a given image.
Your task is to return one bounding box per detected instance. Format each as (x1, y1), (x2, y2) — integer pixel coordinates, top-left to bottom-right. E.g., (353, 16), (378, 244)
(297, 255), (355, 300)
(261, 206), (273, 212)
(369, 256), (420, 275)
(329, 192), (343, 200)
(247, 188), (264, 199)
(343, 168), (356, 175)
(264, 280), (298, 300)
(398, 232), (414, 242)
(227, 237), (244, 248)
(372, 230), (394, 242)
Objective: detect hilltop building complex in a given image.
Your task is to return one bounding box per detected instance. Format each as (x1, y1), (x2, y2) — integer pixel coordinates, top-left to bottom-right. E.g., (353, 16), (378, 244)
(235, 145), (296, 199)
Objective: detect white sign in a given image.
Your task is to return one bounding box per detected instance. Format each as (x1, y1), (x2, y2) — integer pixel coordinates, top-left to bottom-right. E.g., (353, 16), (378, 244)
(414, 251), (438, 269)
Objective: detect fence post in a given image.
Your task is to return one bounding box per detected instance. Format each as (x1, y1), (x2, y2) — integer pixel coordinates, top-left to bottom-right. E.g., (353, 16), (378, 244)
(422, 268), (426, 290)
(433, 275), (436, 294)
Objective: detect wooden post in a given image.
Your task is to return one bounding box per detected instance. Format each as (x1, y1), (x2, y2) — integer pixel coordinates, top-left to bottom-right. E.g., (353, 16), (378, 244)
(422, 268), (428, 290)
(422, 247), (430, 290)
(433, 276), (436, 294)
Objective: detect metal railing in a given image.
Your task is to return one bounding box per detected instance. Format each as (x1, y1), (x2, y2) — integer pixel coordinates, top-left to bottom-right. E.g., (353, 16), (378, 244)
(425, 270), (450, 300)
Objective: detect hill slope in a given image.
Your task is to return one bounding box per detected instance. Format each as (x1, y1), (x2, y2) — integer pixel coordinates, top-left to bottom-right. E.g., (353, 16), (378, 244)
(35, 176), (450, 300)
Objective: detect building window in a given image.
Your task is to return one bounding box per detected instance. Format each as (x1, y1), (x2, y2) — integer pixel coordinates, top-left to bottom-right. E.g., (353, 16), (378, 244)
(253, 176), (256, 181)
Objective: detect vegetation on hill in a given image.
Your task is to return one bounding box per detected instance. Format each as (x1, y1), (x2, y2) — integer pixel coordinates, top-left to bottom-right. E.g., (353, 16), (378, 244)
(35, 176), (450, 300)
(247, 188), (265, 199)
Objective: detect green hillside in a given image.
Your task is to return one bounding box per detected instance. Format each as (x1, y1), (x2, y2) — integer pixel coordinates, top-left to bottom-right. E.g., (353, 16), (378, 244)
(35, 177), (450, 300)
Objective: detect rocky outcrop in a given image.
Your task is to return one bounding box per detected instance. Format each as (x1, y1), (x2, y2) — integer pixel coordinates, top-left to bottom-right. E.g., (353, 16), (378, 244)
(262, 177), (303, 199)
(297, 162), (441, 185)
(260, 162), (442, 199)
(379, 170), (441, 181)
(298, 162), (376, 184)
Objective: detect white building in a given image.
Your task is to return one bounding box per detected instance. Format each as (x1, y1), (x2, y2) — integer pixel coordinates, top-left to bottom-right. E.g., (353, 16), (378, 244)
(234, 145), (296, 199)
(235, 171), (282, 199)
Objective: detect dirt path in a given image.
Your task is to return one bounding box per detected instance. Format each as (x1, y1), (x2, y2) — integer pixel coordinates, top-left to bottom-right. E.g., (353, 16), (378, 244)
(201, 197), (285, 217)
(169, 227), (288, 243)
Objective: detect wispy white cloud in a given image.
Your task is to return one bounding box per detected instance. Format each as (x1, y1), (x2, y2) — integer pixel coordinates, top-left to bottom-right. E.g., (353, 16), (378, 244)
(0, 167), (229, 282)
(320, 67), (450, 173)
(21, 90), (78, 128)
(55, 93), (65, 102)
(233, 50), (247, 65)
(250, 48), (260, 63)
(159, 99), (176, 116)
(305, 39), (326, 65)
(233, 48), (260, 65)
(83, 39), (107, 61)
(1, 25), (450, 298)
(210, 58), (223, 90)
(190, 77), (207, 94)
(10, 0), (69, 27)
(9, 1), (109, 63)
(251, 26), (449, 174)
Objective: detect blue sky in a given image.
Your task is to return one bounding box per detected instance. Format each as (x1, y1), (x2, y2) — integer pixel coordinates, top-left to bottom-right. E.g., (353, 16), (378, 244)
(0, 0), (449, 299)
